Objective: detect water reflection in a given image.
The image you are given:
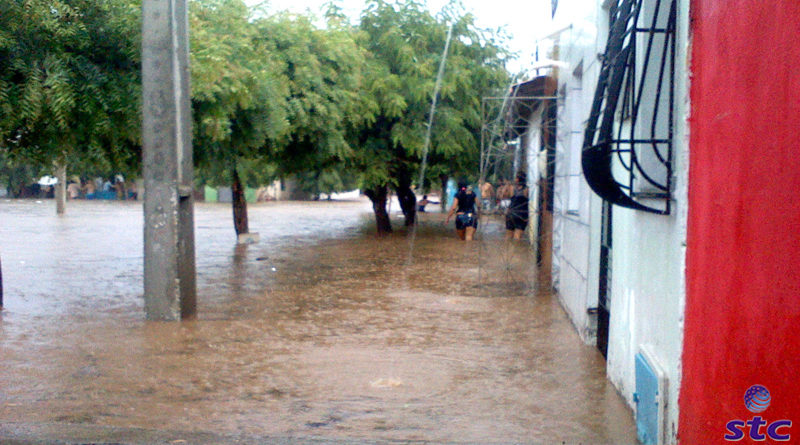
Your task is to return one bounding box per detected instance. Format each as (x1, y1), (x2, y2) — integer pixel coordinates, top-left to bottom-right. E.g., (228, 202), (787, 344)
(0, 199), (635, 443)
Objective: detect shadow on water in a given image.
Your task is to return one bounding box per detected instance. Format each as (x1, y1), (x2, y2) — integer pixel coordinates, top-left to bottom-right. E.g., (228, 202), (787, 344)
(0, 199), (636, 443)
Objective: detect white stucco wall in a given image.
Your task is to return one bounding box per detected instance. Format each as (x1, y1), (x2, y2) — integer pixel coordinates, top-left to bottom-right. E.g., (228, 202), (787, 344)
(604, 2), (690, 441)
(546, 0), (691, 442)
(548, 0), (605, 345)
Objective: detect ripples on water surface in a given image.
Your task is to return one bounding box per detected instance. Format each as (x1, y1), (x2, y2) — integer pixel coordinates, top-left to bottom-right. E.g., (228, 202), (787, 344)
(0, 199), (635, 443)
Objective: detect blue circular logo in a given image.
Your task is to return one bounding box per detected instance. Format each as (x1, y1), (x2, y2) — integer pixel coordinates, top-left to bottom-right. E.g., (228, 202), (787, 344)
(744, 385), (771, 413)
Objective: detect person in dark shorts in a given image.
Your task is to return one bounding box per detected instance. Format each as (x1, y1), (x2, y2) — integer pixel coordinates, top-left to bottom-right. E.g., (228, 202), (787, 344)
(445, 182), (479, 241)
(505, 171), (529, 240)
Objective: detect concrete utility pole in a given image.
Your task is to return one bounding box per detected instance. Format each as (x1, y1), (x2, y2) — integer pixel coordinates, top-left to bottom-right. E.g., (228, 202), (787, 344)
(141, 0), (196, 320)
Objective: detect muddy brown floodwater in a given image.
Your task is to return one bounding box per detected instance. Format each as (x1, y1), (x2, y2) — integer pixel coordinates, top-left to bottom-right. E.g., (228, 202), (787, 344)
(0, 199), (637, 444)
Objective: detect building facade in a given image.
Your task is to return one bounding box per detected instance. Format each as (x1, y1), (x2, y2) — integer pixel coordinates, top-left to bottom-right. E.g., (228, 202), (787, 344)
(539, 0), (799, 443)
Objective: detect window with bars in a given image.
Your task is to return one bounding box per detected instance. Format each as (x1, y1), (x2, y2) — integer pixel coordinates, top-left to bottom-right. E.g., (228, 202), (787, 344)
(581, 0), (676, 215)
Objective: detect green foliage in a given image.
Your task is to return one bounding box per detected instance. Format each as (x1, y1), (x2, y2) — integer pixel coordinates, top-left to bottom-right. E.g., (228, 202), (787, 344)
(190, 0), (290, 186)
(354, 0), (511, 192)
(190, 0), (376, 197)
(0, 0), (510, 206)
(252, 12), (374, 177)
(190, 0), (378, 212)
(0, 0), (141, 175)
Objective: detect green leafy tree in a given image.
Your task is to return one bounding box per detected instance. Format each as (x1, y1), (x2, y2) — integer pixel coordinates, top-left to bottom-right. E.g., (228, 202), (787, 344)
(252, 11), (374, 197)
(354, 0), (510, 233)
(191, 2), (371, 237)
(0, 0), (141, 210)
(190, 0), (290, 236)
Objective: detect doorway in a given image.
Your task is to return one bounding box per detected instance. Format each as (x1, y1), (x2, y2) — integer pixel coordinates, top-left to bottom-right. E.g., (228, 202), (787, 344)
(597, 200), (612, 358)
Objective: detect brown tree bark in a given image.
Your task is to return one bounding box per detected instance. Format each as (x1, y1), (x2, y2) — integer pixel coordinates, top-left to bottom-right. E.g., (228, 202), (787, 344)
(231, 167), (249, 236)
(364, 185), (392, 235)
(55, 162), (66, 215)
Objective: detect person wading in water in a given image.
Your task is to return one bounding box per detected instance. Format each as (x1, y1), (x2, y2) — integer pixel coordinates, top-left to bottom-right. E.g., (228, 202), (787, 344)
(505, 171), (529, 241)
(445, 182), (479, 241)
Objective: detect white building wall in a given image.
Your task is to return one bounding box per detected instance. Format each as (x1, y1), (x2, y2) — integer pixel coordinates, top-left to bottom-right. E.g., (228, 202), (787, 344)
(604, 2), (690, 440)
(546, 0), (691, 442)
(549, 0), (605, 344)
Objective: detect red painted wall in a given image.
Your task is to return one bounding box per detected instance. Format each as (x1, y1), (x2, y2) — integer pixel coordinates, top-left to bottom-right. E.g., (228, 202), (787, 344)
(681, 0), (800, 442)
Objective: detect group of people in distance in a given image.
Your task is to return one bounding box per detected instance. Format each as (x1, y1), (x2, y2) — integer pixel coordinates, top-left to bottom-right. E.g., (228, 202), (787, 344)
(64, 175), (137, 200)
(444, 171), (529, 241)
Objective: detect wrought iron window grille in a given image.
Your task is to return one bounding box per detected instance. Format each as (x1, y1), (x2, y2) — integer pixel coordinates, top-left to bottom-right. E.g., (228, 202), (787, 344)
(581, 0), (676, 215)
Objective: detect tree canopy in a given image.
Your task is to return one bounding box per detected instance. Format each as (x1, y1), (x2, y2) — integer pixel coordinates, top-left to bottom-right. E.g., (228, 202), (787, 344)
(190, 0), (289, 185)
(0, 0), (141, 176)
(1, 0), (512, 234)
(353, 0), (511, 231)
(253, 9), (375, 184)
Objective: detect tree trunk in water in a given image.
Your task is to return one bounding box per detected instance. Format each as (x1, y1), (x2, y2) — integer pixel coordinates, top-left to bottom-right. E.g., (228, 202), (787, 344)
(231, 167), (249, 236)
(364, 185), (392, 235)
(439, 174), (449, 212)
(394, 184), (417, 226)
(55, 162), (66, 215)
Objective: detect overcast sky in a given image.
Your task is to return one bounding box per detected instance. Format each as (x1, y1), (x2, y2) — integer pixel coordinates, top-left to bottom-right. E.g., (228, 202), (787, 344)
(245, 0), (554, 74)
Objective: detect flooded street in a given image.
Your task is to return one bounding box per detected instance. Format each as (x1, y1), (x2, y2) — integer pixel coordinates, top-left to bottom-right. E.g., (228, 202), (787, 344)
(0, 199), (636, 444)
